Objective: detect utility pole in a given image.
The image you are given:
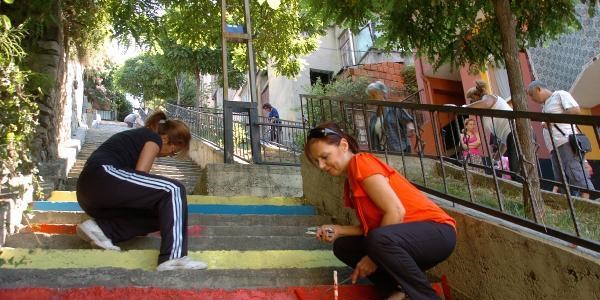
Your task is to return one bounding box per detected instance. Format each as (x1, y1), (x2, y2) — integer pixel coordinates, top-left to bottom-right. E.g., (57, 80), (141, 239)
(221, 0), (261, 163)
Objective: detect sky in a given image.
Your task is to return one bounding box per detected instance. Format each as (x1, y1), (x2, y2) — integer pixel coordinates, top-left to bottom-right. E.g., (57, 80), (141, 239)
(107, 39), (143, 65)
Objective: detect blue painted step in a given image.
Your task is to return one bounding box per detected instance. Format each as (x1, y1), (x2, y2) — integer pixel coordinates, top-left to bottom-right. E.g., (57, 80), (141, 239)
(32, 201), (315, 216)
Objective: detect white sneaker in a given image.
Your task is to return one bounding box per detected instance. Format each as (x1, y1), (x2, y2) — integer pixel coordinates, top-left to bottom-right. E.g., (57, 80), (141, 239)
(156, 256), (208, 271)
(76, 219), (121, 251)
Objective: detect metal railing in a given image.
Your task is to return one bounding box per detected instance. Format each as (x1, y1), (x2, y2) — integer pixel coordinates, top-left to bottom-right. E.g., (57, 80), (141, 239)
(165, 103), (305, 164)
(300, 93), (600, 251)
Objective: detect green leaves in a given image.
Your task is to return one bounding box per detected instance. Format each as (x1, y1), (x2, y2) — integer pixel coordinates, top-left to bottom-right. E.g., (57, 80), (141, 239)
(114, 53), (177, 106)
(307, 0), (591, 73)
(1, 15), (11, 30)
(105, 0), (325, 78)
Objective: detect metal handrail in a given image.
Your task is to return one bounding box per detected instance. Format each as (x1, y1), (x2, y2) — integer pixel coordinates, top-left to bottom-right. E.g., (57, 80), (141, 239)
(300, 93), (600, 252)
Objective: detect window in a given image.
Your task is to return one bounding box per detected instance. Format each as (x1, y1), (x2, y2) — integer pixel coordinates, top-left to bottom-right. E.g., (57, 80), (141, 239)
(354, 24), (374, 63)
(338, 29), (355, 68)
(310, 69), (333, 86)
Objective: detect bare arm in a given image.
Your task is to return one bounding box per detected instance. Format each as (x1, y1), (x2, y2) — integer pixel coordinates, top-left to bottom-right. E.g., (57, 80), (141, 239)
(564, 106), (581, 115)
(459, 133), (468, 150)
(136, 141), (160, 172)
(362, 174), (405, 226)
(471, 132), (481, 148)
(464, 96), (496, 109)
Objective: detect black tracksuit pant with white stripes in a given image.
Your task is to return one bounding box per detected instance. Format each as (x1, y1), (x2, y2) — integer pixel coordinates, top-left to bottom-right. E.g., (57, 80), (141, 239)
(76, 164), (188, 264)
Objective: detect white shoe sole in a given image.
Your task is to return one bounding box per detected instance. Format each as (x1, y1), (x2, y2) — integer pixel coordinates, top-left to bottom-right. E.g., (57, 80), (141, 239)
(76, 222), (121, 251)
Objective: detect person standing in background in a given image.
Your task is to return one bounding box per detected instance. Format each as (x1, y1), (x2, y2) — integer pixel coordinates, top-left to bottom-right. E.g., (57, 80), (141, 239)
(527, 81), (594, 199)
(366, 81), (415, 153)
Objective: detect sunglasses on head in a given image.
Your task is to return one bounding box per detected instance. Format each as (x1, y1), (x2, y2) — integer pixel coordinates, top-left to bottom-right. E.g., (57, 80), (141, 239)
(308, 127), (341, 139)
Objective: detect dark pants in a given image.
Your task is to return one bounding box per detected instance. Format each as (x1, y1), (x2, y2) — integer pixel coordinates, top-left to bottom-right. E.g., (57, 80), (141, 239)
(505, 132), (520, 175)
(551, 143), (594, 193)
(76, 164), (188, 264)
(333, 222), (456, 300)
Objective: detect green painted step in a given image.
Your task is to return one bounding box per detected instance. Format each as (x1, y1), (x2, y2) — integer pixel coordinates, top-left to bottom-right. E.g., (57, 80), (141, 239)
(47, 191), (306, 206)
(28, 211), (332, 226)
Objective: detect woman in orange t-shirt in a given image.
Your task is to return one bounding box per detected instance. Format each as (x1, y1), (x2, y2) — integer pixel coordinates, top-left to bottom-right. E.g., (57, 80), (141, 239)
(305, 123), (456, 300)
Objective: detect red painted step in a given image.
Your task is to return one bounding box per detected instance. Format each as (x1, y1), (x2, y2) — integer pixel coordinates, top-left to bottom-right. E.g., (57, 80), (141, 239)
(0, 285), (378, 300)
(0, 282), (451, 300)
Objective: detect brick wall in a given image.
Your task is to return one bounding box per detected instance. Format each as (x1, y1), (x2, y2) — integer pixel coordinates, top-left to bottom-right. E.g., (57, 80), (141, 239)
(341, 62), (408, 100)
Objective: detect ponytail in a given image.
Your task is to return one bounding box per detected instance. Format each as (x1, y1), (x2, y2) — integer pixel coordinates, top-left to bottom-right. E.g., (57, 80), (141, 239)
(145, 110), (192, 153)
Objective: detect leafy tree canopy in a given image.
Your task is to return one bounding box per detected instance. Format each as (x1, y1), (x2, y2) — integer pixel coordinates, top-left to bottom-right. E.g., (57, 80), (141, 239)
(306, 0), (596, 71)
(106, 0), (327, 77)
(114, 53), (177, 106)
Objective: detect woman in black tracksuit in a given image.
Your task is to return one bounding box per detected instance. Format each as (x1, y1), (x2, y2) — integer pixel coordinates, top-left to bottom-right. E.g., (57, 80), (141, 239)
(76, 111), (206, 271)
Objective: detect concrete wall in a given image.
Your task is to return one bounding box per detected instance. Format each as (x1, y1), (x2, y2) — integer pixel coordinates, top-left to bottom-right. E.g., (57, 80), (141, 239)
(187, 138), (225, 169)
(429, 203), (600, 300)
(300, 156), (600, 300)
(197, 164), (303, 197)
(266, 26), (343, 122)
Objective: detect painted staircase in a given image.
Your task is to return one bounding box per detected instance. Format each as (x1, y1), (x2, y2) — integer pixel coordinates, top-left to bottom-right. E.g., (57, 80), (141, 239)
(0, 192), (383, 299)
(0, 122), (449, 299)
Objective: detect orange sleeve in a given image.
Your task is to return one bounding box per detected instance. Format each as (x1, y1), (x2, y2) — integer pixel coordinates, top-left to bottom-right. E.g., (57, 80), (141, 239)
(347, 154), (396, 198)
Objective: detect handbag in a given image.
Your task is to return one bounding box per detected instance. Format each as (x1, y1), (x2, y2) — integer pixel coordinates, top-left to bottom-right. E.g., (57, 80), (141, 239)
(569, 133), (592, 153)
(553, 124), (592, 153)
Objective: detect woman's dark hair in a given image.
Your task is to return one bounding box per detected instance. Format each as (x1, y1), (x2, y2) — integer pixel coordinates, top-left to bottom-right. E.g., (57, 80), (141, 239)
(145, 111), (192, 154)
(304, 123), (359, 163)
(262, 103), (272, 109)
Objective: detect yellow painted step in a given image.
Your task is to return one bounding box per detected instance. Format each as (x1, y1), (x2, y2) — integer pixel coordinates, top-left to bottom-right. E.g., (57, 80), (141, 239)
(0, 248), (343, 271)
(48, 191), (305, 206)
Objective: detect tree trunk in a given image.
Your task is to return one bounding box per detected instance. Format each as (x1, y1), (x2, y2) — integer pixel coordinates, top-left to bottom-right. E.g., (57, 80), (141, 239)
(491, 0), (544, 221)
(175, 74), (182, 106)
(195, 69), (203, 108)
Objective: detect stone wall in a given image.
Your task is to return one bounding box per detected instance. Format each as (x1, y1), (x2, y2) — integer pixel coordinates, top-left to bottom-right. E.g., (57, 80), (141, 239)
(430, 203), (600, 300)
(0, 175), (34, 247)
(300, 155), (600, 300)
(196, 164), (303, 197)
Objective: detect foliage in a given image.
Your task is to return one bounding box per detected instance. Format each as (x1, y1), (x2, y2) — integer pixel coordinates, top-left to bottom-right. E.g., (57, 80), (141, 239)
(172, 73), (199, 107)
(105, 0), (326, 78)
(84, 60), (131, 119)
(156, 40), (245, 106)
(114, 93), (132, 121)
(62, 0), (112, 62)
(2, 0), (112, 64)
(304, 76), (370, 100)
(303, 76), (371, 132)
(305, 0), (595, 71)
(0, 5), (39, 192)
(114, 53), (177, 107)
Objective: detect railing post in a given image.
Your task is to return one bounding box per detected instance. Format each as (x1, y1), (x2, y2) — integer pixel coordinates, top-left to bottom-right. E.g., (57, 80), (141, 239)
(223, 101), (234, 163)
(249, 104), (262, 163)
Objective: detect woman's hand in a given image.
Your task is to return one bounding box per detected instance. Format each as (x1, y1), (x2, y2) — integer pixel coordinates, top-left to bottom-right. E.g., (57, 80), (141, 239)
(316, 224), (338, 243)
(351, 256), (378, 284)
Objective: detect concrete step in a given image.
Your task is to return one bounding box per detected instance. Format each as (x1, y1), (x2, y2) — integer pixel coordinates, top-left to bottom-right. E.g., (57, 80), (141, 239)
(0, 266), (356, 290)
(28, 211), (333, 226)
(5, 233), (330, 251)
